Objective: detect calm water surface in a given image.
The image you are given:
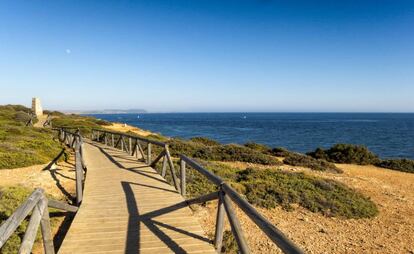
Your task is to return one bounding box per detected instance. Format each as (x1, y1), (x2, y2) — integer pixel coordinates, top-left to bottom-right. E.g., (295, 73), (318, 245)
(89, 113), (414, 159)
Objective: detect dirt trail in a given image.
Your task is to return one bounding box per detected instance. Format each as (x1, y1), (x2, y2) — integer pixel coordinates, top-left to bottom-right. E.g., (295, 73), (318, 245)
(0, 158), (77, 253)
(33, 114), (48, 128)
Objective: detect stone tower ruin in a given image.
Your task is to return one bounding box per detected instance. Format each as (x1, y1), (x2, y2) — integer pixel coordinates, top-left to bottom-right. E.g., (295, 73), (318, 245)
(32, 97), (43, 116)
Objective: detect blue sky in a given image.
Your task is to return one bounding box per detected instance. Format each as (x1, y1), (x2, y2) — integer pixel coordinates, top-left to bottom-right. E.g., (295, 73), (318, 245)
(0, 1), (413, 112)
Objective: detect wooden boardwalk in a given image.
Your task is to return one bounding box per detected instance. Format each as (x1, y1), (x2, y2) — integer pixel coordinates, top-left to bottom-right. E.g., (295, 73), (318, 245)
(58, 141), (216, 254)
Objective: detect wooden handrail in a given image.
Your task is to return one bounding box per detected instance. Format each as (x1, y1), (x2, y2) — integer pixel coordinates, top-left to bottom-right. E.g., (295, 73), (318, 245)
(92, 129), (181, 192)
(91, 128), (166, 147)
(179, 155), (304, 254)
(58, 128), (86, 205)
(0, 189), (55, 254)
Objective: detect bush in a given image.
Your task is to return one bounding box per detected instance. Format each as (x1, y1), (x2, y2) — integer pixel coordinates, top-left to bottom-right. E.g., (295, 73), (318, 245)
(236, 168), (378, 218)
(189, 137), (220, 146)
(307, 144), (380, 165)
(283, 153), (342, 173)
(13, 111), (31, 124)
(194, 145), (282, 165)
(244, 142), (271, 153)
(269, 147), (295, 157)
(51, 114), (107, 137)
(168, 139), (282, 166)
(375, 159), (414, 173)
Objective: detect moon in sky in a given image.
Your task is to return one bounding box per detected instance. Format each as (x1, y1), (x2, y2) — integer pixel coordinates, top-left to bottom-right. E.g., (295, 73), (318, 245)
(66, 49), (71, 54)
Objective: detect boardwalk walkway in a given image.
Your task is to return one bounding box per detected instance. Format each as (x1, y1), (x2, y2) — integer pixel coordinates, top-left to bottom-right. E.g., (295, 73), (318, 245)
(58, 141), (216, 254)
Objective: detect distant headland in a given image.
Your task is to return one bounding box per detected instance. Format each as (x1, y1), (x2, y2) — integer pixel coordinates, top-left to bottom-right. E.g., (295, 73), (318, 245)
(63, 109), (147, 114)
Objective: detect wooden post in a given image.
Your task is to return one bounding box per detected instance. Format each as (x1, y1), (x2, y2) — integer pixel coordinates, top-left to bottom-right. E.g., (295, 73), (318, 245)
(39, 198), (54, 254)
(214, 189), (225, 251)
(161, 155), (167, 177)
(137, 141), (145, 159)
(104, 133), (107, 145)
(147, 143), (152, 165)
(129, 137), (132, 155)
(19, 196), (47, 253)
(96, 131), (100, 142)
(180, 159), (186, 196)
(165, 148), (180, 192)
(222, 193), (249, 254)
(112, 134), (114, 147)
(121, 135), (124, 151)
(75, 146), (83, 205)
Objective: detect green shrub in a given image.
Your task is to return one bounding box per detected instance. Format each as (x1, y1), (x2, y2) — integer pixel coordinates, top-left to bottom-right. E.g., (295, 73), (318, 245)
(0, 104), (64, 169)
(236, 168), (378, 218)
(375, 159), (414, 173)
(190, 137), (220, 146)
(269, 147), (295, 157)
(244, 142), (271, 153)
(283, 153), (342, 173)
(43, 110), (64, 116)
(221, 230), (238, 253)
(307, 144), (380, 165)
(51, 114), (106, 137)
(168, 139), (281, 165)
(194, 145), (282, 165)
(13, 111), (31, 124)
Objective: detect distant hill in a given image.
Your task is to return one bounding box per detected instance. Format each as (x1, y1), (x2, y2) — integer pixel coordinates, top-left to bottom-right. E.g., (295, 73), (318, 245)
(64, 109), (147, 114)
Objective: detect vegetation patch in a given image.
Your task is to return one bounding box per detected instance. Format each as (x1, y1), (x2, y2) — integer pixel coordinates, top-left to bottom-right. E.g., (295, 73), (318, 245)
(375, 159), (414, 173)
(51, 114), (110, 137)
(221, 230), (238, 253)
(0, 105), (63, 169)
(168, 139), (282, 166)
(307, 144), (380, 165)
(283, 153), (342, 173)
(243, 142), (271, 153)
(0, 186), (36, 253)
(236, 168), (378, 218)
(189, 137), (220, 146)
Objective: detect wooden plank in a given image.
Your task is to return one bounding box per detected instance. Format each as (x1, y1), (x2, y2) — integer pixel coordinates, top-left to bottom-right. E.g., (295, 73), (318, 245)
(58, 142), (215, 253)
(19, 195), (47, 253)
(222, 192), (250, 254)
(0, 189), (44, 248)
(214, 190), (225, 251)
(39, 198), (55, 254)
(48, 199), (78, 213)
(180, 159), (186, 196)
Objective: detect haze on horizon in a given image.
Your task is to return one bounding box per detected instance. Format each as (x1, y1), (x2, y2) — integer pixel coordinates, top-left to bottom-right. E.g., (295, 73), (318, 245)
(0, 1), (413, 113)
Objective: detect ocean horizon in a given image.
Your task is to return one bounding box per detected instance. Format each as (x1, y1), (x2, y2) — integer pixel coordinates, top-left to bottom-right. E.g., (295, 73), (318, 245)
(89, 112), (414, 160)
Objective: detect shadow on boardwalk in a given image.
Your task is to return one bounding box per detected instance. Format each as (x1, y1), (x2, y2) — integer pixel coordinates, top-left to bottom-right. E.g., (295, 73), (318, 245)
(122, 181), (211, 253)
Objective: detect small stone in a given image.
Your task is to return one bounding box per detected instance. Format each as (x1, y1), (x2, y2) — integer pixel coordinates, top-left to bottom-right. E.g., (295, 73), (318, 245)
(319, 228), (328, 234)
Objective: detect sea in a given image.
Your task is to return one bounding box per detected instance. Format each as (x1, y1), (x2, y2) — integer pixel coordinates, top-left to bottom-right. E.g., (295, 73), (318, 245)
(89, 113), (414, 159)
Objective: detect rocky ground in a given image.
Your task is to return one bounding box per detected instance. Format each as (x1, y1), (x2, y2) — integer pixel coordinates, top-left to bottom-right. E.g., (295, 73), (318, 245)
(193, 163), (414, 253)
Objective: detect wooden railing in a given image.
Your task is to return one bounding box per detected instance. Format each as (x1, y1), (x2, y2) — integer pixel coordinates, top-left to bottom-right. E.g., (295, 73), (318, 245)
(57, 128), (87, 205)
(92, 129), (304, 254)
(91, 129), (181, 192)
(179, 155), (304, 254)
(0, 189), (78, 254)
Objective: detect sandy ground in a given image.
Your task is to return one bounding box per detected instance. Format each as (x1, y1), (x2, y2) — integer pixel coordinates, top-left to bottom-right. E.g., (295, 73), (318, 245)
(104, 122), (154, 137)
(194, 163), (414, 254)
(0, 156), (77, 253)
